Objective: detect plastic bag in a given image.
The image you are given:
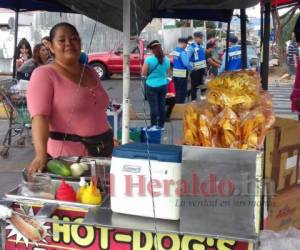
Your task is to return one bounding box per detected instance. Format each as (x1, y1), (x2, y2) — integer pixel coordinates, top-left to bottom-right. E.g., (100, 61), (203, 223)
(184, 104), (200, 145)
(197, 102), (218, 147)
(207, 70), (261, 95)
(207, 89), (258, 112)
(240, 107), (275, 150)
(206, 70), (261, 112)
(213, 107), (241, 148)
(183, 102), (218, 146)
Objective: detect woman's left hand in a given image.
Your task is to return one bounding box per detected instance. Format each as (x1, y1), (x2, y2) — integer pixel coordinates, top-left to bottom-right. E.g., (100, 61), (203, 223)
(28, 155), (47, 174)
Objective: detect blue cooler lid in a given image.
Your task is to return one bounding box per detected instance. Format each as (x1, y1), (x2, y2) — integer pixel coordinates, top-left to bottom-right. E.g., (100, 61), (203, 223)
(112, 143), (182, 163)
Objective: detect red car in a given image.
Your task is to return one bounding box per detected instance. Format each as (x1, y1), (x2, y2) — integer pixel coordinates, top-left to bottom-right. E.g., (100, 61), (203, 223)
(88, 39), (173, 80)
(88, 39), (147, 80)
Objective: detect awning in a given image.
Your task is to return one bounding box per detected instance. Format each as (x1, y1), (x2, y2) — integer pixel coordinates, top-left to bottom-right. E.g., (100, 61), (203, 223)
(0, 0), (74, 12)
(55, 0), (260, 34)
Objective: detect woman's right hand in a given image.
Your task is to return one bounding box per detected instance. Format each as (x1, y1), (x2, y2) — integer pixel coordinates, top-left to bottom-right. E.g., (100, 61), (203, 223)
(28, 155), (47, 174)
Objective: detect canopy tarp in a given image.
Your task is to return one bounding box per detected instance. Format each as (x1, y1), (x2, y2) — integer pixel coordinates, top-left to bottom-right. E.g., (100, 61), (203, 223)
(0, 0), (74, 12)
(56, 0), (259, 34)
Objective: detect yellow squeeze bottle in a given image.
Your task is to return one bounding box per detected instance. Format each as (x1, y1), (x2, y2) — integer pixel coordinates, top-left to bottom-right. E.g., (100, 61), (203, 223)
(76, 177), (87, 202)
(81, 180), (102, 205)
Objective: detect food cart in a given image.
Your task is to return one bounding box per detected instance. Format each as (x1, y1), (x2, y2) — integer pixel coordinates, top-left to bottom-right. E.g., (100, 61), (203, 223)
(0, 146), (263, 250)
(0, 0), (275, 249)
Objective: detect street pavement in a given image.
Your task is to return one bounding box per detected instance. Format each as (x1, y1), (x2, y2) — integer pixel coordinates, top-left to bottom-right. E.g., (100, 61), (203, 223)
(267, 81), (298, 119)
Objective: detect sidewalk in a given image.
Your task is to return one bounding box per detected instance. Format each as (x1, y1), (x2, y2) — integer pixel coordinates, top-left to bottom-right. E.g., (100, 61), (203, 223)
(0, 120), (33, 172)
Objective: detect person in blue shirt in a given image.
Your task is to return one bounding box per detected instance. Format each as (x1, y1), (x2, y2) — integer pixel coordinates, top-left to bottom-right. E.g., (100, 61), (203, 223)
(141, 40), (170, 128)
(187, 31), (207, 101)
(170, 37), (192, 103)
(219, 35), (250, 74)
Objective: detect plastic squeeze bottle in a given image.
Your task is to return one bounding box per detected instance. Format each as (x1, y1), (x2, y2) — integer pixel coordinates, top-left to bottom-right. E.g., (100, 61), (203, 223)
(76, 177), (87, 202)
(81, 180), (102, 205)
(56, 180), (76, 202)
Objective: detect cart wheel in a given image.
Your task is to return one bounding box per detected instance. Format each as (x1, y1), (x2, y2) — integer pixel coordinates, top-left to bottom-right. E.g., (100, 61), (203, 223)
(16, 137), (25, 146)
(0, 147), (9, 158)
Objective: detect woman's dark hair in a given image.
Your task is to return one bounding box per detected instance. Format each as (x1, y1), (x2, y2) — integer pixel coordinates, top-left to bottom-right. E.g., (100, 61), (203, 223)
(17, 38), (32, 58)
(41, 36), (50, 42)
(49, 22), (80, 42)
(151, 45), (165, 64)
(294, 15), (300, 43)
(32, 43), (46, 65)
(147, 40), (164, 64)
(151, 45), (164, 64)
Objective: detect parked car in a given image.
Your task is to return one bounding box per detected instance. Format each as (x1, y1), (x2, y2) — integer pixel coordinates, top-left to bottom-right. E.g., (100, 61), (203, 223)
(88, 39), (173, 80)
(88, 39), (147, 80)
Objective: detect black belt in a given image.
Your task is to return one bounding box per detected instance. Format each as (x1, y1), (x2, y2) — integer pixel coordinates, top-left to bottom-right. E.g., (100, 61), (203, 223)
(49, 131), (105, 143)
(49, 130), (114, 157)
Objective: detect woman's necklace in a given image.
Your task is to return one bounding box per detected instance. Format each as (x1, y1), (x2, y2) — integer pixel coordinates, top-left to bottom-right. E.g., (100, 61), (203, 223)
(54, 61), (98, 104)
(54, 61), (83, 84)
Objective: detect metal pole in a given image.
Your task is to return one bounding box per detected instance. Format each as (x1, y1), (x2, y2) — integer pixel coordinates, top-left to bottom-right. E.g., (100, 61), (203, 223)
(260, 0), (271, 233)
(260, 6), (264, 47)
(121, 0), (131, 144)
(12, 11), (19, 78)
(261, 0), (271, 90)
(240, 9), (247, 69)
(260, 6), (264, 78)
(9, 9), (19, 146)
(225, 21), (231, 71)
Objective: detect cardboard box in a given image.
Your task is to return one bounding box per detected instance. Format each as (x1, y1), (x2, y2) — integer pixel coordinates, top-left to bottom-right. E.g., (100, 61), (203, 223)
(170, 104), (186, 120)
(266, 186), (300, 231)
(265, 117), (300, 193)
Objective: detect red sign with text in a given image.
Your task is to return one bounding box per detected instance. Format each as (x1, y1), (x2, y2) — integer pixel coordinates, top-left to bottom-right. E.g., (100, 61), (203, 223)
(5, 206), (252, 250)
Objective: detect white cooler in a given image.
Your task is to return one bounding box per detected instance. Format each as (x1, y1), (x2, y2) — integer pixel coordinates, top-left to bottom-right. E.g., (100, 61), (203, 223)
(110, 143), (182, 220)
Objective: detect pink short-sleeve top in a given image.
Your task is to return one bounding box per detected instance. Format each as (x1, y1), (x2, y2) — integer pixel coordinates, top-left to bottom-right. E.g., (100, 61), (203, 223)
(27, 64), (110, 158)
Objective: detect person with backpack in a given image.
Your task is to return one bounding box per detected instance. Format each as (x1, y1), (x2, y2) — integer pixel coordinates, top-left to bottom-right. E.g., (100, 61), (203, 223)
(141, 40), (170, 127)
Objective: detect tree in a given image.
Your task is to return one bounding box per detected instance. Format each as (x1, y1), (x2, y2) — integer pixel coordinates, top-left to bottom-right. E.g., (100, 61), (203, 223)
(271, 6), (298, 66)
(175, 19), (191, 27)
(175, 20), (216, 29)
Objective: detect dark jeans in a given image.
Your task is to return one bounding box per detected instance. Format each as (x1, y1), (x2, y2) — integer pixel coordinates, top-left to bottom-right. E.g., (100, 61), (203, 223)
(146, 84), (167, 127)
(190, 69), (206, 101)
(165, 97), (176, 119)
(174, 77), (188, 104)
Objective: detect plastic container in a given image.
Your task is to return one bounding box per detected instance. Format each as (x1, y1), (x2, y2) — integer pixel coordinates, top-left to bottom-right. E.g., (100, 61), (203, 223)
(111, 143), (182, 220)
(141, 126), (163, 144)
(19, 173), (55, 199)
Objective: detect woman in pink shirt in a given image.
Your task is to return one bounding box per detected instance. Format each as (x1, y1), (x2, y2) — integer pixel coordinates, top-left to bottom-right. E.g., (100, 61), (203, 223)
(27, 22), (113, 173)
